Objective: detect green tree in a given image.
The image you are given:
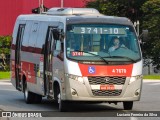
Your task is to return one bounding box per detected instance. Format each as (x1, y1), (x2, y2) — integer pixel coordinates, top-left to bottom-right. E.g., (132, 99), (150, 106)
(141, 0), (160, 69)
(0, 36), (11, 54)
(0, 36), (12, 71)
(86, 0), (147, 22)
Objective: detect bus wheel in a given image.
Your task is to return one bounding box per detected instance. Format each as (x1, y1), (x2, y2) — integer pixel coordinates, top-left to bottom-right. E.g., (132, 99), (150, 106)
(24, 81), (35, 104)
(34, 94), (42, 103)
(123, 101), (133, 110)
(57, 87), (66, 112)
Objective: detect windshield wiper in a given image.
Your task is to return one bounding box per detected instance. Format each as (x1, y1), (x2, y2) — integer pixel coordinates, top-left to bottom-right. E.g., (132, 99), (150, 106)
(74, 50), (109, 64)
(102, 55), (136, 63)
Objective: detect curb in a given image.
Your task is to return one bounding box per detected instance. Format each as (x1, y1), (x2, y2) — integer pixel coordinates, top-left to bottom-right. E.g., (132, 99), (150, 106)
(0, 79), (10, 80)
(143, 79), (160, 82)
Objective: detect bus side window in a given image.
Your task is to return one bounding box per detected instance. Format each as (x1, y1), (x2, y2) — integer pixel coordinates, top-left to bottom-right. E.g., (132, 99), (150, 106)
(28, 22), (39, 52)
(36, 22), (48, 54)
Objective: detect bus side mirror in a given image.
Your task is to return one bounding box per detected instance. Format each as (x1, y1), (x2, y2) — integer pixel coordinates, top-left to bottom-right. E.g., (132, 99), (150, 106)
(53, 29), (60, 40)
(53, 29), (64, 41)
(142, 30), (148, 41)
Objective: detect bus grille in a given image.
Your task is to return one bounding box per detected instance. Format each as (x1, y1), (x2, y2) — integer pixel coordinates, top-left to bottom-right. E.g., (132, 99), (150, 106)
(88, 76), (126, 85)
(88, 76), (126, 96)
(92, 90), (122, 96)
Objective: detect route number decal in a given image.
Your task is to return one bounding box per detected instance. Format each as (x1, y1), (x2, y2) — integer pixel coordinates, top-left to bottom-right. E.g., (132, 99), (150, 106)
(112, 69), (127, 74)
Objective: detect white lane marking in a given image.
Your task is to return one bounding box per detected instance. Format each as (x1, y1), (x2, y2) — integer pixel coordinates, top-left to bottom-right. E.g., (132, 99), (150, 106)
(130, 117), (138, 120)
(148, 83), (160, 85)
(0, 89), (17, 92)
(143, 80), (160, 82)
(0, 82), (16, 91)
(0, 82), (11, 85)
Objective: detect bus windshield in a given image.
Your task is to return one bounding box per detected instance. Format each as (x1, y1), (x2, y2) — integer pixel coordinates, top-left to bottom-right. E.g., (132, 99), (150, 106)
(66, 24), (141, 64)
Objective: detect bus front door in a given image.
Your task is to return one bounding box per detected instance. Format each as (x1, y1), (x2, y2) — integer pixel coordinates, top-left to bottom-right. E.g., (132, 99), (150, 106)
(44, 27), (54, 95)
(15, 24), (25, 91)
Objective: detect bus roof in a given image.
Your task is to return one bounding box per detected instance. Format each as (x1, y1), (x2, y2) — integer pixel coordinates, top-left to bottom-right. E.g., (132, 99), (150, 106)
(16, 8), (133, 26)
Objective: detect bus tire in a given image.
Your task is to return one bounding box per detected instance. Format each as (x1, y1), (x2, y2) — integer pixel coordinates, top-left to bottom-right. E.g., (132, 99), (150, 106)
(56, 86), (66, 112)
(34, 94), (42, 103)
(24, 81), (35, 104)
(123, 101), (133, 110)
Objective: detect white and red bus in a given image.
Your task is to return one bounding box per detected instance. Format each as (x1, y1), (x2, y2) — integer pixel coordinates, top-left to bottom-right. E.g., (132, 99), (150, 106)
(11, 8), (143, 111)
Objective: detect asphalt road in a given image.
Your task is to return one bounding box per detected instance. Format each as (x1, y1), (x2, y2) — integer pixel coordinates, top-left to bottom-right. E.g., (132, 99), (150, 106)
(0, 80), (160, 120)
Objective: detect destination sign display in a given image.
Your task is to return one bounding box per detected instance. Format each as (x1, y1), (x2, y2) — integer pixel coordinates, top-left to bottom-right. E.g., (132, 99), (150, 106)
(73, 27), (126, 34)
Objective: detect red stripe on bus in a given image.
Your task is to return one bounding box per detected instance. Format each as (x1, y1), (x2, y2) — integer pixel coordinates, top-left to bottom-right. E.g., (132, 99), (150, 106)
(78, 63), (133, 77)
(11, 60), (37, 84)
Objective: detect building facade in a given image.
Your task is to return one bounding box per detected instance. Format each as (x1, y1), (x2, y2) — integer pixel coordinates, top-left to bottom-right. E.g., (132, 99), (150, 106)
(0, 0), (88, 35)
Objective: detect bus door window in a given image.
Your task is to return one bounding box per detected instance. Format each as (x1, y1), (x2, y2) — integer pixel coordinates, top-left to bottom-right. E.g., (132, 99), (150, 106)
(28, 22), (39, 52)
(15, 24), (25, 90)
(52, 28), (64, 61)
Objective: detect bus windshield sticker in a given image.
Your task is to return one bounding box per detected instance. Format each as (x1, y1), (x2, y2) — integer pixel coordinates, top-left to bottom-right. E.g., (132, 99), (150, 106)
(88, 66), (96, 74)
(71, 51), (83, 56)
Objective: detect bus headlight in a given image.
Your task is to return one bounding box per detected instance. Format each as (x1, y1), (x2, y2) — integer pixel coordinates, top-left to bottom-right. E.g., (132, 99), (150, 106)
(77, 77), (84, 84)
(129, 75), (143, 84)
(65, 74), (84, 84)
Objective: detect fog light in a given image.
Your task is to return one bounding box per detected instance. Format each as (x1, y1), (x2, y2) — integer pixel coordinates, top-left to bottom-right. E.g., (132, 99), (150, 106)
(71, 88), (78, 96)
(135, 92), (139, 96)
(72, 91), (76, 95)
(135, 89), (140, 96)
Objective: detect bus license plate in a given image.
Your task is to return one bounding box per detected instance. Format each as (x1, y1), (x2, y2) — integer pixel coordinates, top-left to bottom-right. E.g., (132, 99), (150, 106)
(100, 85), (115, 91)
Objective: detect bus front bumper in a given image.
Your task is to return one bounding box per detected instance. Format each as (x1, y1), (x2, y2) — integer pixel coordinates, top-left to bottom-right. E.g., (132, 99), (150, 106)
(63, 77), (142, 102)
